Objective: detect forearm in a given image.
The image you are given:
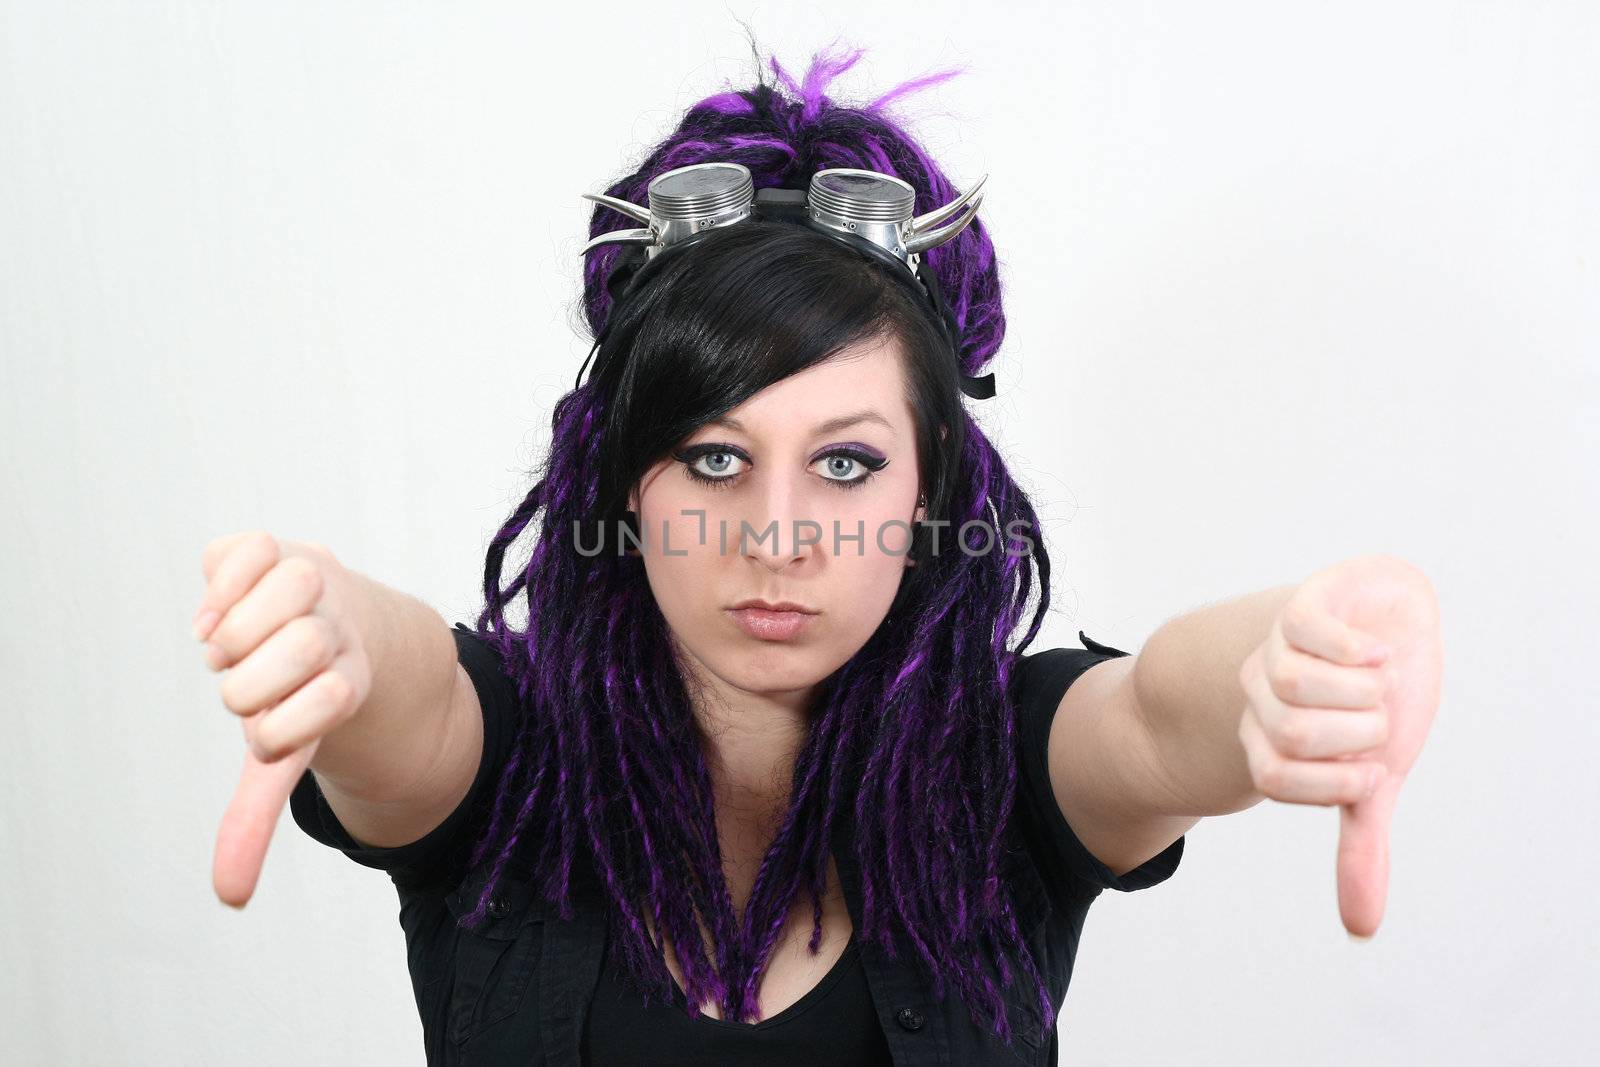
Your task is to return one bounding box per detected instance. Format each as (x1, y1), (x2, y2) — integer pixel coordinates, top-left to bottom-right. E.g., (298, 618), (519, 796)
(308, 565), (460, 803)
(1130, 583), (1298, 816)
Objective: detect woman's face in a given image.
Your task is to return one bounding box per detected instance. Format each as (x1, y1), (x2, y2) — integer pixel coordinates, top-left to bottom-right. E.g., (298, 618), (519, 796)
(629, 334), (927, 706)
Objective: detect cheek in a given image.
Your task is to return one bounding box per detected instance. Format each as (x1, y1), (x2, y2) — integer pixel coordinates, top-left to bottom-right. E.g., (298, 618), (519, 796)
(637, 512), (719, 603)
(827, 525), (911, 622)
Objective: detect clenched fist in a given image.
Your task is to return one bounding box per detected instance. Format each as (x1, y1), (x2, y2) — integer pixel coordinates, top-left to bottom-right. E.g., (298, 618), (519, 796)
(1236, 554), (1443, 939)
(193, 531), (372, 909)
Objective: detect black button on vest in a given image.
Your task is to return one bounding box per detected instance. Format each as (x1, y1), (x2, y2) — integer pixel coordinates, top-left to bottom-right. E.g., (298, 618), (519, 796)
(486, 895), (511, 919)
(896, 1007), (925, 1032)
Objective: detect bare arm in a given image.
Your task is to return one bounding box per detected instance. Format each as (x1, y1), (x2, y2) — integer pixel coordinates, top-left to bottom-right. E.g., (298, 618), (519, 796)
(307, 567), (483, 849)
(1046, 654), (1201, 876)
(1045, 586), (1294, 876)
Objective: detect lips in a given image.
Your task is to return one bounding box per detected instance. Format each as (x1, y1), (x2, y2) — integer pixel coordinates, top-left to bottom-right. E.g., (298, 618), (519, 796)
(726, 600), (818, 641)
(729, 598), (819, 614)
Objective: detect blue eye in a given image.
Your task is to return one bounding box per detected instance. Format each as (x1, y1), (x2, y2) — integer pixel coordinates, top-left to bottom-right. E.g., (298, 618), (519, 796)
(673, 445), (749, 488)
(687, 450), (745, 481)
(670, 444), (889, 491)
(814, 452), (883, 488)
(815, 447), (891, 490)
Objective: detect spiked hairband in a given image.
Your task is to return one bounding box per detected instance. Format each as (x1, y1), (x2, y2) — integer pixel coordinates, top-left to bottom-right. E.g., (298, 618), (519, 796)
(574, 162), (996, 401)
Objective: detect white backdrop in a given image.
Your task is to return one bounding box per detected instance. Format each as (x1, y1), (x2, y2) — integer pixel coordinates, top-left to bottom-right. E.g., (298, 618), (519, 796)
(3, 1), (1596, 1063)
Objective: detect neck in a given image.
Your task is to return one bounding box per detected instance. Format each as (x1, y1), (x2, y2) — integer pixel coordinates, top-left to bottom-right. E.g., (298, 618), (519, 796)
(700, 684), (813, 815)
(670, 645), (832, 920)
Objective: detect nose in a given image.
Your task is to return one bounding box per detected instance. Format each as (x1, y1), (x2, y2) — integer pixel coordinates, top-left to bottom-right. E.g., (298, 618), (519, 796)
(740, 476), (819, 572)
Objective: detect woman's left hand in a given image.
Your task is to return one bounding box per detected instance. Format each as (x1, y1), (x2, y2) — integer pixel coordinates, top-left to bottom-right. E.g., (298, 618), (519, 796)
(1236, 554), (1443, 939)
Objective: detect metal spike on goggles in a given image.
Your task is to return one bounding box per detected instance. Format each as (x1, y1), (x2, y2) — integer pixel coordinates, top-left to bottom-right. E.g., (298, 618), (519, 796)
(578, 162), (996, 400)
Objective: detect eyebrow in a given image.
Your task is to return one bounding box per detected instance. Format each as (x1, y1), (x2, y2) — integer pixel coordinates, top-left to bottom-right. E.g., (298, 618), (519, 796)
(708, 410), (896, 437)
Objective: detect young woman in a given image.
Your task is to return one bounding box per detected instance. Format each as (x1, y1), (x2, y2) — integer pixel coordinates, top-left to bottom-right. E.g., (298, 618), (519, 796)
(197, 42), (1443, 1067)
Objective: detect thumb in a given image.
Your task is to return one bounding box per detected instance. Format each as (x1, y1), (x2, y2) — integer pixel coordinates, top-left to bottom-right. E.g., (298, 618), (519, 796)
(212, 730), (319, 909)
(1337, 770), (1398, 939)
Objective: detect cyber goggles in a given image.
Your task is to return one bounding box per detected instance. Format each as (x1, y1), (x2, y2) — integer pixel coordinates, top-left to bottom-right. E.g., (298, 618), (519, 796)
(577, 162), (995, 400)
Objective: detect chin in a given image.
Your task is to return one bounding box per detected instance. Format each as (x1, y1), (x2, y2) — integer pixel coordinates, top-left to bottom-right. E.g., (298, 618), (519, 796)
(712, 643), (836, 695)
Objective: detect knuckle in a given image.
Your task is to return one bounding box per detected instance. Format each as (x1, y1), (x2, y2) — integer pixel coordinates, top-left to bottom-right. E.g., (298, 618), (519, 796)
(279, 555), (325, 600)
(1346, 770), (1372, 802)
(301, 539), (337, 563)
(204, 529), (240, 555)
(1276, 717), (1313, 757)
(206, 619), (231, 651)
(218, 676), (249, 717)
(1280, 600), (1316, 635)
(253, 726), (281, 762)
(1268, 661), (1303, 702)
(244, 530), (280, 560)
(286, 617), (336, 669)
(319, 671), (357, 714)
(1237, 654), (1259, 690)
(1371, 714), (1390, 745)
(1257, 759), (1290, 797)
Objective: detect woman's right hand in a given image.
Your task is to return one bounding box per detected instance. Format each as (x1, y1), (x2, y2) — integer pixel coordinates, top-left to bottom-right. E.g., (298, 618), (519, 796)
(193, 531), (373, 909)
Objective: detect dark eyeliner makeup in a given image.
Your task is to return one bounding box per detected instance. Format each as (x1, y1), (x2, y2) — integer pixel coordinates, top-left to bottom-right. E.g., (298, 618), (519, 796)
(813, 447), (889, 490)
(671, 442), (889, 490)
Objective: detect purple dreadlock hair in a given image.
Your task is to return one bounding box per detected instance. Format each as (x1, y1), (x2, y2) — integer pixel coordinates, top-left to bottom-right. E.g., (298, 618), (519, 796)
(457, 36), (1061, 1047)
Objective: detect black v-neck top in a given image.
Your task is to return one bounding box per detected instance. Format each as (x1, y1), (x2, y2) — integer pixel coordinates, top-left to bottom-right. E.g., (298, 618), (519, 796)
(289, 624), (1185, 1066)
(582, 925), (889, 1065)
